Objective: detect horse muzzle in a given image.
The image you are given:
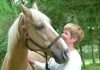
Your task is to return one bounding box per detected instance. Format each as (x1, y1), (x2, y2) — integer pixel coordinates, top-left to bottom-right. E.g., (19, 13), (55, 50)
(52, 49), (69, 64)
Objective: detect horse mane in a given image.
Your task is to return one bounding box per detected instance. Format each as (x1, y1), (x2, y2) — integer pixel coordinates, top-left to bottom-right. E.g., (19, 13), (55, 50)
(7, 13), (23, 54)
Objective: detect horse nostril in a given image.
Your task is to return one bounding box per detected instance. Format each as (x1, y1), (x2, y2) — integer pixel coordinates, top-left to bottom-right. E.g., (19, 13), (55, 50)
(62, 49), (69, 62)
(65, 49), (69, 55)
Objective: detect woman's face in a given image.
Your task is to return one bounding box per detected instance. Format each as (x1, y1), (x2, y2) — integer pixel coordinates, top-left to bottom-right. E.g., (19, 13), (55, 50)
(62, 27), (78, 46)
(62, 30), (72, 45)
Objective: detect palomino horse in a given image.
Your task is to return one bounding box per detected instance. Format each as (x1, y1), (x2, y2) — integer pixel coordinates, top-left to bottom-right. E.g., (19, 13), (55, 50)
(1, 3), (69, 70)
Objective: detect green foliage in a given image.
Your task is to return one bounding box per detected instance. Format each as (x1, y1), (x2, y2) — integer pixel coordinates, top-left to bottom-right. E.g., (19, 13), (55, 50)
(0, 0), (20, 68)
(0, 0), (100, 69)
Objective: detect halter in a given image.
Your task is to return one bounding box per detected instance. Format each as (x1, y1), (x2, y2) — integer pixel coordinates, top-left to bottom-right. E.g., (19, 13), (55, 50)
(24, 27), (61, 70)
(24, 31), (61, 51)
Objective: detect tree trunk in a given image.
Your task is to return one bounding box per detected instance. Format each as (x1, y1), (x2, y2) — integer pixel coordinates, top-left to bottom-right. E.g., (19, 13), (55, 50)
(80, 46), (86, 70)
(91, 45), (96, 64)
(97, 43), (100, 63)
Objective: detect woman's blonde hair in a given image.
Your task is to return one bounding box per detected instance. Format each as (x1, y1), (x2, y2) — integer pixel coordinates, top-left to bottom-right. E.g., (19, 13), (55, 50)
(64, 23), (84, 43)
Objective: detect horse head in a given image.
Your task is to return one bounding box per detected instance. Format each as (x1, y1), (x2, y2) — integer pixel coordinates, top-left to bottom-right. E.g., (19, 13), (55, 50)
(18, 3), (69, 64)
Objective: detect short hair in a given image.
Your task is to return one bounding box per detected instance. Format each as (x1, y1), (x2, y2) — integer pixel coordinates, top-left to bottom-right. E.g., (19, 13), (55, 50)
(64, 23), (84, 43)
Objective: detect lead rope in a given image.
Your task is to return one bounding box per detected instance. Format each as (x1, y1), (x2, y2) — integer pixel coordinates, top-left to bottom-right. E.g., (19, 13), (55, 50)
(44, 51), (50, 70)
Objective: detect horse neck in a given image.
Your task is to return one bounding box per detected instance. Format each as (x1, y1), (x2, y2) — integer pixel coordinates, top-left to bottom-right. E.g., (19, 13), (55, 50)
(9, 39), (28, 59)
(6, 38), (29, 70)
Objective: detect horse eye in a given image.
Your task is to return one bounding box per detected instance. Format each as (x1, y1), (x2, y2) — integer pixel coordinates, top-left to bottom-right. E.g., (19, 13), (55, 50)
(36, 24), (45, 30)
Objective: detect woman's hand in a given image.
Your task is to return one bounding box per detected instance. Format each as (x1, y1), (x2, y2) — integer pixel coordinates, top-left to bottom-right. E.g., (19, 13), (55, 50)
(28, 58), (34, 64)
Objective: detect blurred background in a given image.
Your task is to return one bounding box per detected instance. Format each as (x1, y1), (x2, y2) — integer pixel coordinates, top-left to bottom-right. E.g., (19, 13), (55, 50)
(0, 0), (100, 70)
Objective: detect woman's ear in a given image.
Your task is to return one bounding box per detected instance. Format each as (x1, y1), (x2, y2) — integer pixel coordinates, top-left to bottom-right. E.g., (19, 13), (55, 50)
(71, 35), (78, 43)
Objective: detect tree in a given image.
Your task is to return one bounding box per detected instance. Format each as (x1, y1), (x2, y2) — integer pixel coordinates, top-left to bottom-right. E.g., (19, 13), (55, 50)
(0, 0), (100, 68)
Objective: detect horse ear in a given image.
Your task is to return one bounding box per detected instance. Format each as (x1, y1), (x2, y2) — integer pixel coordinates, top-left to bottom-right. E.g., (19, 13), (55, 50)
(32, 2), (38, 10)
(21, 4), (31, 17)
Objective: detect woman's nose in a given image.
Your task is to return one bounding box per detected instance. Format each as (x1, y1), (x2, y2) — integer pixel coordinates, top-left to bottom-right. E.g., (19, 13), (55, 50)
(61, 33), (65, 36)
(61, 33), (65, 38)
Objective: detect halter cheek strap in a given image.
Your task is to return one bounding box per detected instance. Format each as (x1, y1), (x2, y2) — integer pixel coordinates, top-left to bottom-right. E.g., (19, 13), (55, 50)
(24, 32), (45, 50)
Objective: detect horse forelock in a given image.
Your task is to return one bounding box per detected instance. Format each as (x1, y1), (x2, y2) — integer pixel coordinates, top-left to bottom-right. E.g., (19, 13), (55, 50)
(7, 14), (23, 53)
(29, 9), (59, 36)
(30, 9), (50, 24)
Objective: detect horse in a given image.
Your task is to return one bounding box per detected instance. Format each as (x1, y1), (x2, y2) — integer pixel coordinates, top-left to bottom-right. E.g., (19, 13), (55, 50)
(1, 3), (69, 70)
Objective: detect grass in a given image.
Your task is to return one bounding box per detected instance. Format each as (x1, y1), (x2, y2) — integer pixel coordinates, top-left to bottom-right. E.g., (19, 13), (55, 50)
(82, 63), (100, 70)
(82, 59), (100, 70)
